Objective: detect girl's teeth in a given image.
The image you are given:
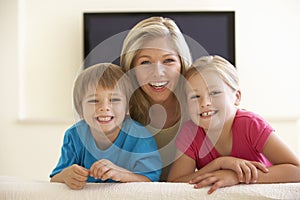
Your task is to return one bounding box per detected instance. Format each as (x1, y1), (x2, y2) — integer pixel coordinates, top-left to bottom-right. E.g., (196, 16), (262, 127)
(201, 111), (216, 117)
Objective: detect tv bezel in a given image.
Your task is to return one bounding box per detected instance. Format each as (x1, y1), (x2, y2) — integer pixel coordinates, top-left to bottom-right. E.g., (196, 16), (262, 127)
(83, 11), (235, 67)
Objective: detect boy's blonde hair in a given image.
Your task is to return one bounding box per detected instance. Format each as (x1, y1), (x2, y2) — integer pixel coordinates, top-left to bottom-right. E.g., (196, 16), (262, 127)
(73, 63), (133, 118)
(185, 55), (239, 91)
(120, 16), (192, 125)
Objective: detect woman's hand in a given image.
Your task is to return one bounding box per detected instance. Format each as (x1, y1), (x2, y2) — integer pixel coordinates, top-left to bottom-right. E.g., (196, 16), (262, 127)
(215, 157), (269, 183)
(189, 169), (240, 194)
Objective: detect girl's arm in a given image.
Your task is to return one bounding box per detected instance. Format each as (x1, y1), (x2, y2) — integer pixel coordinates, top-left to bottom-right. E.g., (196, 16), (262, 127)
(256, 132), (300, 183)
(168, 150), (268, 183)
(167, 150), (243, 182)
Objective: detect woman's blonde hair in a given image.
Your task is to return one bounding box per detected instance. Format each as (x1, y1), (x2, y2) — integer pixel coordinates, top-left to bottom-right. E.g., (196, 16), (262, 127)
(185, 55), (239, 91)
(73, 63), (133, 118)
(120, 16), (192, 125)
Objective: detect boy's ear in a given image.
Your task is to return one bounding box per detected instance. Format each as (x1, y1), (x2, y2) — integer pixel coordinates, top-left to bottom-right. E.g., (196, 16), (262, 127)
(234, 90), (241, 106)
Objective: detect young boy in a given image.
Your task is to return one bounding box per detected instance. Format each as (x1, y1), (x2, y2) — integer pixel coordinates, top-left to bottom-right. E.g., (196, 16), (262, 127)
(50, 63), (161, 189)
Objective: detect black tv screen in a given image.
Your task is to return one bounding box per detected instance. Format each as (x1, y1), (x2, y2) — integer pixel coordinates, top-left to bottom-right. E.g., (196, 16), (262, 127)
(83, 12), (235, 68)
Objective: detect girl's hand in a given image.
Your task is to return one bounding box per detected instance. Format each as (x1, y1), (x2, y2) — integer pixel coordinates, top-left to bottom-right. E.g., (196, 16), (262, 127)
(190, 170), (240, 194)
(216, 157), (269, 183)
(61, 164), (89, 190)
(90, 159), (132, 182)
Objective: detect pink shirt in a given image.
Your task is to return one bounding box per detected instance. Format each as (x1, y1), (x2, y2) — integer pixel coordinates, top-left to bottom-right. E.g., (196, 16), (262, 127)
(176, 109), (274, 169)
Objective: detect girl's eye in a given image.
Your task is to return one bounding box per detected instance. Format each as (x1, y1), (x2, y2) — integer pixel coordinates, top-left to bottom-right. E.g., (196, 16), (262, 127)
(190, 95), (200, 100)
(210, 91), (222, 96)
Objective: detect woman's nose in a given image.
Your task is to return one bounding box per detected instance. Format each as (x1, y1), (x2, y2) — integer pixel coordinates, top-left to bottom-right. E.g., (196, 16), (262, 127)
(152, 63), (165, 77)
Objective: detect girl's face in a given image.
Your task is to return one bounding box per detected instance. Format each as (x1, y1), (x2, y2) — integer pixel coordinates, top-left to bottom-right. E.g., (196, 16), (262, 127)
(133, 37), (181, 103)
(82, 85), (127, 139)
(186, 70), (240, 132)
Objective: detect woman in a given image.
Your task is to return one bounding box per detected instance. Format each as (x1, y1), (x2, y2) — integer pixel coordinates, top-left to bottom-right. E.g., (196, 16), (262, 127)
(120, 16), (192, 181)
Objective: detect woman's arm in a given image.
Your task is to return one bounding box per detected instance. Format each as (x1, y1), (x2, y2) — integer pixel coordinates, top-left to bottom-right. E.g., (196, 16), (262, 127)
(257, 133), (300, 183)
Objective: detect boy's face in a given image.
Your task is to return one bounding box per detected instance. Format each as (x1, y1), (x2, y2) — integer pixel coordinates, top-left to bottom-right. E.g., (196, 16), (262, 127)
(82, 85), (127, 140)
(185, 70), (240, 132)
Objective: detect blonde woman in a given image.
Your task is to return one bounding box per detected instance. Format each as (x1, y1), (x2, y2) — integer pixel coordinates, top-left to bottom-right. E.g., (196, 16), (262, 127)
(120, 16), (192, 181)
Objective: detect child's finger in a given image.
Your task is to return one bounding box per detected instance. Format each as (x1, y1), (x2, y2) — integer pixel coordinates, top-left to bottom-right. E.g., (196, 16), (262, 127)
(251, 162), (269, 173)
(240, 164), (251, 184)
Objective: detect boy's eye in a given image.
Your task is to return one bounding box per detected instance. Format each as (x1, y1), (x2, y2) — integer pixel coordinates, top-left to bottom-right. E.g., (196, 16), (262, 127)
(110, 98), (121, 102)
(87, 99), (98, 104)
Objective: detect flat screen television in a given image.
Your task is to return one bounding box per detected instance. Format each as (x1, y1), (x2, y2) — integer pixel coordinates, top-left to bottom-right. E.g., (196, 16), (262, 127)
(83, 12), (235, 68)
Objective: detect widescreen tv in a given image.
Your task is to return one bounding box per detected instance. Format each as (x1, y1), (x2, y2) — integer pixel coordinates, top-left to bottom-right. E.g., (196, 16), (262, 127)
(83, 12), (235, 68)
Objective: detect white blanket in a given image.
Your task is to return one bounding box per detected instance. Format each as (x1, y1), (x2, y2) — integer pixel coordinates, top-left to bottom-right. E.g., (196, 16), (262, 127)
(1, 176), (300, 200)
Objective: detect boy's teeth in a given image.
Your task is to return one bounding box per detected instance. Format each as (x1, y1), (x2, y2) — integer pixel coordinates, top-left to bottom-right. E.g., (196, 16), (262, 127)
(97, 116), (112, 121)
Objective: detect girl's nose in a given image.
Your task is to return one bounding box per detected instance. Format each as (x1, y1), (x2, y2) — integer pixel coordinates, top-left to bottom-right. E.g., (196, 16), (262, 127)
(200, 95), (212, 107)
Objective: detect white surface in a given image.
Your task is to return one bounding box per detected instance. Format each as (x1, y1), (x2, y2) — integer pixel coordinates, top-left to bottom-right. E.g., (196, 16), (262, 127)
(1, 176), (300, 200)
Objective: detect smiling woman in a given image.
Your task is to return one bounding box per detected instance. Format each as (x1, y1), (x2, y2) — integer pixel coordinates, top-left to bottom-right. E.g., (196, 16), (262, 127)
(120, 16), (193, 181)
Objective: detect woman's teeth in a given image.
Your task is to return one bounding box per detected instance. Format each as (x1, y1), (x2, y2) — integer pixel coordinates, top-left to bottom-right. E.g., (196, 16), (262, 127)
(149, 81), (168, 88)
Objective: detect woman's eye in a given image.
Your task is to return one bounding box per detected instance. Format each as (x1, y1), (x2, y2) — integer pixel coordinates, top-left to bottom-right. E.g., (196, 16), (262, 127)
(164, 58), (175, 63)
(140, 60), (151, 65)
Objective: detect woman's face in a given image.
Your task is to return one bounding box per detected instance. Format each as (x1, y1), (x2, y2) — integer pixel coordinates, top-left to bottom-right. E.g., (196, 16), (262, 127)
(133, 37), (181, 103)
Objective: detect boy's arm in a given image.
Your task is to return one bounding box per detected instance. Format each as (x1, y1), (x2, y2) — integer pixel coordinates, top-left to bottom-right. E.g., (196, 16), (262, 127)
(51, 164), (89, 189)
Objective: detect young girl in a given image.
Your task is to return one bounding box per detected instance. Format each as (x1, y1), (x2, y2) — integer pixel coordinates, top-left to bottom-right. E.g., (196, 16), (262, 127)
(50, 63), (161, 189)
(168, 55), (300, 193)
(120, 16), (192, 181)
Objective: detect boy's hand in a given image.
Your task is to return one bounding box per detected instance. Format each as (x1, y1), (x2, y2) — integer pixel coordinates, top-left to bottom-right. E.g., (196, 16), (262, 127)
(216, 157), (269, 183)
(90, 159), (132, 182)
(190, 170), (240, 194)
(61, 164), (89, 190)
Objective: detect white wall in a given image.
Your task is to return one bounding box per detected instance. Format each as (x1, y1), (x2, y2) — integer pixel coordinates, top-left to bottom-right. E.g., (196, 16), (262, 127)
(1, 0), (299, 181)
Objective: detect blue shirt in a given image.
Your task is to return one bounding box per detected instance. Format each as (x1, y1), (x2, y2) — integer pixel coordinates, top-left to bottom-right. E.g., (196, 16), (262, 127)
(50, 118), (162, 182)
